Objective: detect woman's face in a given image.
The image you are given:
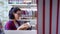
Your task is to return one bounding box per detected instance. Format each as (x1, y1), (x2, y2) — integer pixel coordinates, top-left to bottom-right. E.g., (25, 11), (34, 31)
(14, 10), (21, 20)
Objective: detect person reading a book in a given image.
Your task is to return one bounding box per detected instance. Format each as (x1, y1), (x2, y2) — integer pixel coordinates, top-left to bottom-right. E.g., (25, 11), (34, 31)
(5, 7), (31, 30)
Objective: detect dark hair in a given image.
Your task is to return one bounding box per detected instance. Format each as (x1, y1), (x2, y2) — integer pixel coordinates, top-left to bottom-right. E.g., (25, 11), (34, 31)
(9, 7), (21, 19)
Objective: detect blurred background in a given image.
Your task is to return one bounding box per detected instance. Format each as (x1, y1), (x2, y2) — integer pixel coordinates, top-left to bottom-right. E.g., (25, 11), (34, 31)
(0, 0), (37, 30)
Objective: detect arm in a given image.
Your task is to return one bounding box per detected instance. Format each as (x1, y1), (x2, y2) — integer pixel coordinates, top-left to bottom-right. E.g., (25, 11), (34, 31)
(17, 23), (30, 30)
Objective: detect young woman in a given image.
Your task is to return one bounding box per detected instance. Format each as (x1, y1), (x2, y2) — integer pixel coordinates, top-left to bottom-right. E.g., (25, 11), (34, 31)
(5, 7), (31, 30)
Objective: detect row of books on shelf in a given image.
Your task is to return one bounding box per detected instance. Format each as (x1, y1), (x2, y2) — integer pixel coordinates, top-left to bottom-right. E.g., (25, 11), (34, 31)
(21, 10), (37, 17)
(8, 0), (35, 4)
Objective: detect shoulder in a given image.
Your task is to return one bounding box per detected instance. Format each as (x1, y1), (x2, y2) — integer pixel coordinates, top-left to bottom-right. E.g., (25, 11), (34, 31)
(5, 21), (14, 30)
(6, 21), (14, 26)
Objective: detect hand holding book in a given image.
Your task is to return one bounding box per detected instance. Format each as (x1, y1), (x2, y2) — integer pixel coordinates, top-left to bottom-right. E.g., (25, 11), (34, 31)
(17, 22), (31, 30)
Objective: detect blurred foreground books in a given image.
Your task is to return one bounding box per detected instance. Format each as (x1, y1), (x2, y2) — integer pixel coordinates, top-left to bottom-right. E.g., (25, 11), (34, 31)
(0, 19), (5, 34)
